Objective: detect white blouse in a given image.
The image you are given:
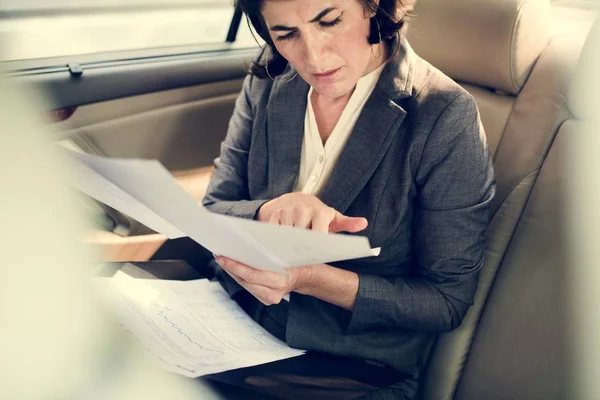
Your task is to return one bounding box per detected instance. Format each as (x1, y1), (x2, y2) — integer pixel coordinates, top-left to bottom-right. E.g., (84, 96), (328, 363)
(293, 62), (386, 195)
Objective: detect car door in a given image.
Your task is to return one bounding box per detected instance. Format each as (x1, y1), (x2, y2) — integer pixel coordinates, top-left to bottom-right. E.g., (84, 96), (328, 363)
(2, 0), (261, 261)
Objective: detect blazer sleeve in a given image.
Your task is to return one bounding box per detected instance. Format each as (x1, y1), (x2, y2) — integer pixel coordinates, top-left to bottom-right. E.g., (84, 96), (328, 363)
(202, 74), (270, 298)
(202, 74), (269, 218)
(346, 93), (496, 334)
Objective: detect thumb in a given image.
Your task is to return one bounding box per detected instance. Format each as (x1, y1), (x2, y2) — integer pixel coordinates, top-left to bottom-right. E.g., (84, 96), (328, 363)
(330, 213), (368, 233)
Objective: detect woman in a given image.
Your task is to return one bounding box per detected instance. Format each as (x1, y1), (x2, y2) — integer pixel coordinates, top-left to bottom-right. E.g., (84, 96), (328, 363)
(199, 0), (495, 398)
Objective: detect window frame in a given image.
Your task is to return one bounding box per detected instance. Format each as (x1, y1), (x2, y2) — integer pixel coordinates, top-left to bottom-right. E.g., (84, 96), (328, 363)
(1, 2), (250, 75)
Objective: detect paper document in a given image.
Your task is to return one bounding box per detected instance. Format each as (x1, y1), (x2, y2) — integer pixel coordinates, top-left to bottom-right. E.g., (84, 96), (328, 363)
(95, 272), (305, 377)
(68, 151), (380, 272)
(71, 159), (185, 239)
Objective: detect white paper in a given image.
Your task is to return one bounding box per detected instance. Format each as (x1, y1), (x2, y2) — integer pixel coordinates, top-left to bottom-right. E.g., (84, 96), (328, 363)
(95, 272), (304, 377)
(69, 158), (185, 239)
(69, 151), (380, 272)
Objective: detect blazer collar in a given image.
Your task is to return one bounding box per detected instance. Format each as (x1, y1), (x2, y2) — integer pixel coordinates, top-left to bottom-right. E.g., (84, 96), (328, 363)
(378, 34), (415, 101)
(266, 69), (310, 198)
(266, 36), (416, 212)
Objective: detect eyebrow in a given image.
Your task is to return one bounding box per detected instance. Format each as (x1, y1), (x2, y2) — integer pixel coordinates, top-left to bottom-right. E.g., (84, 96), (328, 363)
(269, 7), (337, 32)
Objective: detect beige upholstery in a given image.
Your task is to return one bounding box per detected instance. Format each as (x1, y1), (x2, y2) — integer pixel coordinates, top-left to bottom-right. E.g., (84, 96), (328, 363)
(489, 35), (583, 214)
(455, 121), (572, 400)
(459, 83), (514, 160)
(407, 1), (590, 399)
(407, 0), (550, 95)
(455, 16), (600, 399)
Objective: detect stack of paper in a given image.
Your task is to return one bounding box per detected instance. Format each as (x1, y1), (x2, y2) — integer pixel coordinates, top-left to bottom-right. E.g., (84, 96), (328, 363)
(95, 272), (305, 376)
(68, 151), (379, 272)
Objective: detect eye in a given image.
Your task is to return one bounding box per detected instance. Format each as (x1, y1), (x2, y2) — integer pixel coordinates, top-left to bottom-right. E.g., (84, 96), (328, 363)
(319, 17), (342, 28)
(276, 31), (297, 42)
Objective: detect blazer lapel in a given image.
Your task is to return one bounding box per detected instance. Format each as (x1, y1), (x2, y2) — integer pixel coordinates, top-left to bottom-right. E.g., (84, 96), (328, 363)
(267, 72), (309, 198)
(319, 36), (416, 214)
(318, 90), (407, 214)
(265, 36), (415, 210)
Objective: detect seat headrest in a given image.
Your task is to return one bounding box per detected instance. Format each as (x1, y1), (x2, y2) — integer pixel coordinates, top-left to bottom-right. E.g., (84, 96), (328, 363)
(569, 16), (600, 120)
(406, 0), (550, 95)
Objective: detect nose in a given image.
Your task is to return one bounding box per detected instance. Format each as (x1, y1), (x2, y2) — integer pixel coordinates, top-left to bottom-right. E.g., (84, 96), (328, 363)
(301, 30), (328, 71)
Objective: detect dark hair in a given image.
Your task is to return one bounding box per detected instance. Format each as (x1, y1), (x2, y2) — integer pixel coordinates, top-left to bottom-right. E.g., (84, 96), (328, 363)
(235, 0), (411, 79)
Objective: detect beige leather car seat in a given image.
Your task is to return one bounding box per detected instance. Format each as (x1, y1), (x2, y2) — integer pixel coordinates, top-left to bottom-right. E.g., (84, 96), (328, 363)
(454, 14), (600, 400)
(405, 0), (594, 398)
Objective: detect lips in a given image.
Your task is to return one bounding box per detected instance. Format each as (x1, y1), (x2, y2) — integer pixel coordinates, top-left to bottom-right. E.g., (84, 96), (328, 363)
(312, 67), (341, 83)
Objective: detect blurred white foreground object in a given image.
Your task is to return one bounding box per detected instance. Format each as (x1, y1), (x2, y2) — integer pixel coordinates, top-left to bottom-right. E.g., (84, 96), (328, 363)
(567, 15), (600, 400)
(0, 77), (218, 400)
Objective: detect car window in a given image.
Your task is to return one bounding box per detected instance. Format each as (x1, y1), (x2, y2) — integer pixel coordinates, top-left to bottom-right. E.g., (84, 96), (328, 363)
(0, 0), (261, 64)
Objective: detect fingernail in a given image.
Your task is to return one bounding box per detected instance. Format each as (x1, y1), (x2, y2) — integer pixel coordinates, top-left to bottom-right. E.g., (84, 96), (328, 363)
(214, 257), (224, 267)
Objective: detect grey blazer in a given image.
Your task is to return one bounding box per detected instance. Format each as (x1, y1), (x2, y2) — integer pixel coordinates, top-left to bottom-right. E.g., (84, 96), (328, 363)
(203, 36), (495, 394)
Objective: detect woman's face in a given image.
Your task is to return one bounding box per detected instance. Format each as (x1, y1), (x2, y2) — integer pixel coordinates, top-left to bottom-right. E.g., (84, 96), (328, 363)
(261, 0), (381, 99)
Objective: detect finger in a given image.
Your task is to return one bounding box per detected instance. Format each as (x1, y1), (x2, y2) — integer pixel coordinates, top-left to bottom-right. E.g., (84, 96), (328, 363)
(221, 267), (243, 285)
(311, 210), (333, 233)
(240, 282), (284, 306)
(280, 208), (295, 227)
(222, 269), (272, 305)
(217, 257), (288, 290)
(293, 207), (313, 229)
(268, 210), (281, 225)
(217, 261), (246, 286)
(330, 213), (368, 233)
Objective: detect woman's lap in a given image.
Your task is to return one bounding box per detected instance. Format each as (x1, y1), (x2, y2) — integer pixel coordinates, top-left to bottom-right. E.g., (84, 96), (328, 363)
(201, 289), (408, 399)
(202, 351), (408, 400)
(153, 238), (409, 399)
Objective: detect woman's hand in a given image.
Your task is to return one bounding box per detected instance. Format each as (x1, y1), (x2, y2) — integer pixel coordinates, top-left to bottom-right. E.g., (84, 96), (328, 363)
(214, 256), (313, 306)
(256, 192), (368, 233)
(214, 255), (359, 310)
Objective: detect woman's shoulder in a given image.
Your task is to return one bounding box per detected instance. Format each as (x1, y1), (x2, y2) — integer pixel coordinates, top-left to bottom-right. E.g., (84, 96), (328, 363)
(405, 55), (483, 156)
(410, 55), (476, 118)
(244, 72), (275, 95)
(239, 72), (277, 111)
